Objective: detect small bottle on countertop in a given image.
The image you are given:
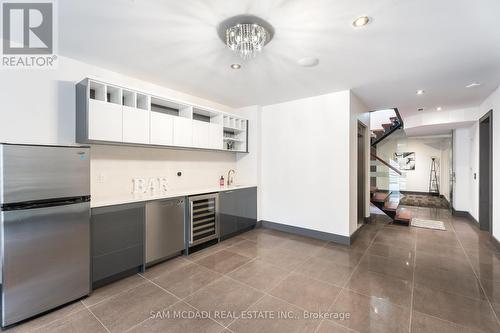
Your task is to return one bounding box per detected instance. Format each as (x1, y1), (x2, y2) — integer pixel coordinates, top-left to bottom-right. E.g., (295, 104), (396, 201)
(219, 176), (225, 187)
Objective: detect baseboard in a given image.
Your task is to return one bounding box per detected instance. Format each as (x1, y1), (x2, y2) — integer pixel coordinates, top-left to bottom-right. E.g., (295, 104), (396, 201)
(400, 190), (433, 195)
(349, 224), (365, 244)
(259, 220), (350, 245)
(491, 235), (500, 251)
(452, 208), (479, 225)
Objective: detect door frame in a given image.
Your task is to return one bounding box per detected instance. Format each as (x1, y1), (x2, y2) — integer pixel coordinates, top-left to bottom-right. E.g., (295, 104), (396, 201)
(357, 121), (367, 224)
(479, 110), (493, 233)
(450, 130), (454, 211)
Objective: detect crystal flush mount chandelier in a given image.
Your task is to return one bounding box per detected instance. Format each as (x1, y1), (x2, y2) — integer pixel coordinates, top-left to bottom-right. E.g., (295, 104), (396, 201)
(217, 15), (275, 59)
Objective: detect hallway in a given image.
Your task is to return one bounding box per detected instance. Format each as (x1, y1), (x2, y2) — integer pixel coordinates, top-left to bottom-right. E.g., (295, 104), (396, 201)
(361, 205), (500, 332)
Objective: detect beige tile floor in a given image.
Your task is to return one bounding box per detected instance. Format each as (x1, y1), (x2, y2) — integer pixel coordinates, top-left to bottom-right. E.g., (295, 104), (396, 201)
(5, 206), (500, 332)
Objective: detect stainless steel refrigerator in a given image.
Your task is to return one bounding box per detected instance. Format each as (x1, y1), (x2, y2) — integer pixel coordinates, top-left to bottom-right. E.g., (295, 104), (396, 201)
(0, 143), (91, 327)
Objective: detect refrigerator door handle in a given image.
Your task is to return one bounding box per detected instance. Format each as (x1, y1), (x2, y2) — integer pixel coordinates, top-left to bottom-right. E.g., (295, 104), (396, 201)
(1, 196), (91, 211)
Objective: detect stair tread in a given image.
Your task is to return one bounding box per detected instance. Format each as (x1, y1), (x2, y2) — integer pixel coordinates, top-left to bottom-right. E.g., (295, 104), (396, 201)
(383, 201), (399, 211)
(395, 209), (412, 221)
(372, 192), (391, 202)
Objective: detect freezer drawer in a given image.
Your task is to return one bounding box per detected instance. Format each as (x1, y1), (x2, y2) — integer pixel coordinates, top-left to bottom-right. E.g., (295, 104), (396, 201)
(1, 202), (90, 327)
(0, 144), (90, 204)
(145, 198), (185, 265)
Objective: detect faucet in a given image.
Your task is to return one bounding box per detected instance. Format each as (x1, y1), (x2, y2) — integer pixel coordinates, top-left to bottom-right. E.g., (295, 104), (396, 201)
(227, 169), (236, 186)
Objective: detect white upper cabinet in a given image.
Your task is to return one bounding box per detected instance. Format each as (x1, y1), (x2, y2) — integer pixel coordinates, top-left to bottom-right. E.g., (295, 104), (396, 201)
(173, 117), (193, 147)
(122, 91), (150, 144)
(150, 112), (174, 146)
(209, 124), (223, 149)
(123, 106), (150, 144)
(87, 83), (123, 142)
(192, 120), (210, 148)
(76, 78), (248, 152)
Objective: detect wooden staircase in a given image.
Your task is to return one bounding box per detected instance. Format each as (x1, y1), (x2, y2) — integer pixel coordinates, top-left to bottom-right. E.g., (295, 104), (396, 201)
(370, 109), (412, 225)
(370, 188), (412, 225)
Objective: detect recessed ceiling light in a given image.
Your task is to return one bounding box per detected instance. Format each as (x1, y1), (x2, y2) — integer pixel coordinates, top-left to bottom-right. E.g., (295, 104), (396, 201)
(297, 57), (319, 67)
(436, 107), (442, 111)
(466, 82), (481, 88)
(230, 63), (241, 69)
(353, 16), (370, 27)
(416, 90), (425, 95)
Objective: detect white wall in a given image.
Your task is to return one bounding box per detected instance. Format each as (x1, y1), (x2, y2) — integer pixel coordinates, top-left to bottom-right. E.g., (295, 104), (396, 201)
(0, 56), (235, 145)
(91, 145), (236, 200)
(404, 107), (481, 131)
(377, 137), (452, 197)
(234, 105), (262, 220)
(0, 56), (240, 199)
(440, 140), (452, 202)
(260, 90), (368, 238)
(478, 86), (500, 241)
(350, 93), (370, 235)
(453, 127), (474, 213)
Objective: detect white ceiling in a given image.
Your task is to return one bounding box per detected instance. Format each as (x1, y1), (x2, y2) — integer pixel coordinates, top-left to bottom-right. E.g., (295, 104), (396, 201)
(60, 0), (500, 117)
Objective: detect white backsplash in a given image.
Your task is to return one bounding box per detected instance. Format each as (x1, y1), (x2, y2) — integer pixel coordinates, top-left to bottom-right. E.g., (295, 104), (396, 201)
(90, 145), (237, 198)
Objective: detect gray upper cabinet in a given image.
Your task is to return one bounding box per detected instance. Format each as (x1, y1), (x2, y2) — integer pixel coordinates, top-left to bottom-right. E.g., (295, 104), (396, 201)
(219, 187), (257, 240)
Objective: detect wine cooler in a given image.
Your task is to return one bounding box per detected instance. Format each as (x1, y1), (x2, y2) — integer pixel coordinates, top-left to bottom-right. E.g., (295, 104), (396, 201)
(188, 193), (219, 246)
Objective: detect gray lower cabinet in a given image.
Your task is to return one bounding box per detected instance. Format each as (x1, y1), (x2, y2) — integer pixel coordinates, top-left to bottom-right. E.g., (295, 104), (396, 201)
(91, 202), (145, 286)
(219, 187), (257, 240)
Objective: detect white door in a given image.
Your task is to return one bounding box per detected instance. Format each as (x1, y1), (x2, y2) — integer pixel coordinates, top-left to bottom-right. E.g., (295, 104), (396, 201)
(123, 106), (150, 144)
(208, 124), (223, 149)
(150, 112), (174, 146)
(192, 120), (210, 148)
(173, 117), (193, 147)
(88, 99), (122, 142)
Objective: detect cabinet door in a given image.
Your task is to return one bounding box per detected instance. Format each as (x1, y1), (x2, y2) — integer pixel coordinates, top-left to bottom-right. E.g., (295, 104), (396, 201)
(150, 112), (174, 146)
(88, 99), (122, 142)
(91, 203), (144, 284)
(237, 187), (257, 231)
(173, 117), (193, 147)
(123, 106), (150, 144)
(192, 120), (210, 148)
(219, 190), (238, 239)
(209, 124), (223, 150)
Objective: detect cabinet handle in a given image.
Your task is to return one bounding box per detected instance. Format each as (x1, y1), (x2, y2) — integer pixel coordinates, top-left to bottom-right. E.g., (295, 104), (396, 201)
(224, 191), (235, 194)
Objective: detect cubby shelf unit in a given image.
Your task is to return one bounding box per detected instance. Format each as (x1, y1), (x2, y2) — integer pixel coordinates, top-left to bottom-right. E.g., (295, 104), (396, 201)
(76, 78), (248, 153)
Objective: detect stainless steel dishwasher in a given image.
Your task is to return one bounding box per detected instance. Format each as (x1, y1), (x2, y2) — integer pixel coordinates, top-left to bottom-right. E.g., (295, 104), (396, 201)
(145, 197), (185, 265)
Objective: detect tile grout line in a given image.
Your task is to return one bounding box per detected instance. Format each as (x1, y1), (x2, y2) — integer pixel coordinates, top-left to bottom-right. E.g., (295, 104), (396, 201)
(449, 215), (500, 327)
(186, 236), (334, 330)
(314, 223), (386, 333)
(83, 274), (151, 308)
(408, 221), (418, 333)
(19, 303), (89, 333)
(128, 270), (229, 332)
(122, 298), (184, 333)
(81, 301), (112, 333)
(220, 243), (324, 330)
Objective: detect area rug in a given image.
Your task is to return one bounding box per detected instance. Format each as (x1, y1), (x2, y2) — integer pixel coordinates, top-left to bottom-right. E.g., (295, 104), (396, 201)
(399, 193), (449, 209)
(411, 218), (446, 230)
